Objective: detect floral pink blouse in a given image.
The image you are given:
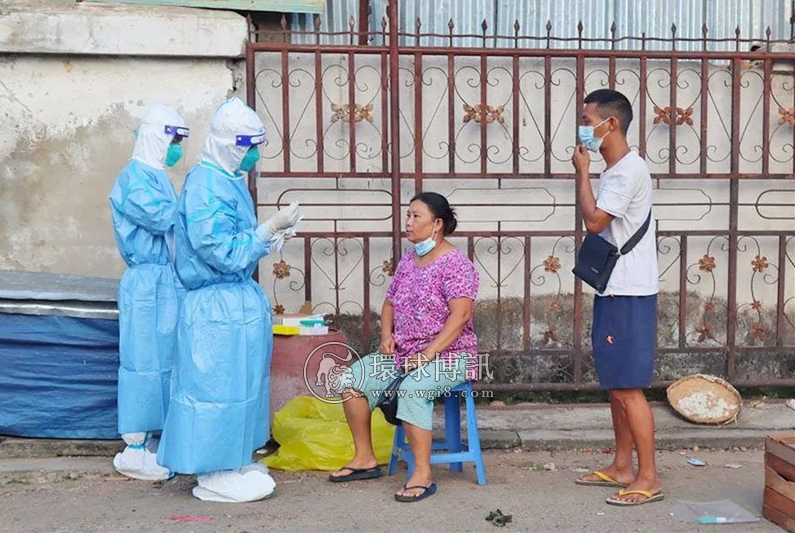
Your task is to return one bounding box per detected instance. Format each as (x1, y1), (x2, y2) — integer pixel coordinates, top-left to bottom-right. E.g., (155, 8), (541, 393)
(386, 248), (480, 380)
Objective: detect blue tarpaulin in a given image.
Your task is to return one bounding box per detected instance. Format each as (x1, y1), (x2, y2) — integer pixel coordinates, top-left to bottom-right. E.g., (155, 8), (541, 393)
(0, 313), (121, 439)
(0, 270), (121, 439)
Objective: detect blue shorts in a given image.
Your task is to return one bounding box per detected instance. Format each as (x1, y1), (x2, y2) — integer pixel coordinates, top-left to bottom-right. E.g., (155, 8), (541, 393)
(592, 295), (657, 390)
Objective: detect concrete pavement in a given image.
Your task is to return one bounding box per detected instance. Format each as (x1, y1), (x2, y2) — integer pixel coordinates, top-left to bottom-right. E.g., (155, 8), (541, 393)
(0, 449), (781, 532)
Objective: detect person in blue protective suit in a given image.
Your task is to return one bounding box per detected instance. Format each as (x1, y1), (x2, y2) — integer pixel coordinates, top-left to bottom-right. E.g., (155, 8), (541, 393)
(109, 104), (189, 481)
(157, 97), (302, 503)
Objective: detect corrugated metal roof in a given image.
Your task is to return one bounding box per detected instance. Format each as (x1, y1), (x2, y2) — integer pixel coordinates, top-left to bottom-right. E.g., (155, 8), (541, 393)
(292, 0), (792, 48)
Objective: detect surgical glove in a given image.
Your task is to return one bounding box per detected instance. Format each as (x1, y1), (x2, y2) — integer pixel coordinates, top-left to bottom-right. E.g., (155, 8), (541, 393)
(255, 224), (289, 246)
(281, 217), (302, 241)
(269, 231), (287, 254)
(255, 222), (273, 243)
(281, 227), (296, 241)
(256, 212), (302, 245)
(264, 202), (301, 235)
(266, 221), (301, 253)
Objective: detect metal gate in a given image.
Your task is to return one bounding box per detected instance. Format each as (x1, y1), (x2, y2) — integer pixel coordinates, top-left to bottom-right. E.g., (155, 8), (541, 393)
(247, 2), (795, 391)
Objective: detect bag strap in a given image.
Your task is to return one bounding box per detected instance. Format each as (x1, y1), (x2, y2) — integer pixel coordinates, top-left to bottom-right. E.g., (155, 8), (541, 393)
(618, 209), (652, 256)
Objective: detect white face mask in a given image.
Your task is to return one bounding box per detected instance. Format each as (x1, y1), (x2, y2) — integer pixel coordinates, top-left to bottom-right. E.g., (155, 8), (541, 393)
(415, 221), (441, 257)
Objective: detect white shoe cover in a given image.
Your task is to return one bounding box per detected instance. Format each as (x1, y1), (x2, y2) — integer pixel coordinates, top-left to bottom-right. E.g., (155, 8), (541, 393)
(192, 463), (276, 503)
(113, 445), (172, 481)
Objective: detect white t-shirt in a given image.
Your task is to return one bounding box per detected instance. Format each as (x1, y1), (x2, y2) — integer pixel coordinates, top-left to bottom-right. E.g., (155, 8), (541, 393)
(595, 151), (659, 296)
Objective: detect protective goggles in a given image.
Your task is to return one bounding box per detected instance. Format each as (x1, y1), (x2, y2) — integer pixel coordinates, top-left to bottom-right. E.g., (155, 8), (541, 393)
(235, 133), (266, 147)
(164, 125), (190, 137)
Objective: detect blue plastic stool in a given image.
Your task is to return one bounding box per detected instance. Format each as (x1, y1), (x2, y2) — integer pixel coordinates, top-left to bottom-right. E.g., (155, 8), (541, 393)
(387, 381), (487, 485)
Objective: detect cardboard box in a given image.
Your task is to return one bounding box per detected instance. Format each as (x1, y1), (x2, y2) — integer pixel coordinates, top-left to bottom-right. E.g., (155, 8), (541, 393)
(764, 435), (795, 532)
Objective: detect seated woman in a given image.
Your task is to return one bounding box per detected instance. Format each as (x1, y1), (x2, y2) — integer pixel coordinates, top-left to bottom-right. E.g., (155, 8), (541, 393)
(329, 192), (479, 503)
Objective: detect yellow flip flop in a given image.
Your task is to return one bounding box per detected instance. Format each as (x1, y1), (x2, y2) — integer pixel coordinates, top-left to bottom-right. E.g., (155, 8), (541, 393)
(575, 470), (628, 487)
(606, 488), (665, 506)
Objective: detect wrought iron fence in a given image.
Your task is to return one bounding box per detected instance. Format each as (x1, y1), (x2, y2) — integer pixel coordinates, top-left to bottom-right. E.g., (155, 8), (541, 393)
(247, 4), (795, 391)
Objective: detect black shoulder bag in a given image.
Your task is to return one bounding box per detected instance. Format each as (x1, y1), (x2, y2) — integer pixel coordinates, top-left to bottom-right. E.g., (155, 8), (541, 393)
(572, 210), (652, 293)
(376, 372), (409, 426)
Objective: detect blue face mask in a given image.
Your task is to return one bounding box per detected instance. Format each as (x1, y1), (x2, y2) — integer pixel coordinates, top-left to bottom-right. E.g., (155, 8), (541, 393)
(578, 118), (611, 153)
(165, 143), (183, 167)
(239, 147), (261, 172)
(414, 221), (441, 257)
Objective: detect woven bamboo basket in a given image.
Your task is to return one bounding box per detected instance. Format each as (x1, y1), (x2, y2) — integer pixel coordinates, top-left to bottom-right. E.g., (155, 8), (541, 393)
(666, 374), (743, 425)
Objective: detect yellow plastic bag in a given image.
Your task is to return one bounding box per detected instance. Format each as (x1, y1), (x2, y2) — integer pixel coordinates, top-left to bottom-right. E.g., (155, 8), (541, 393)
(262, 396), (396, 472)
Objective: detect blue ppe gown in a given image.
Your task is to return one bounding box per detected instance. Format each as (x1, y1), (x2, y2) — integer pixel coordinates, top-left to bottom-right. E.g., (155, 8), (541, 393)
(157, 162), (273, 474)
(109, 159), (181, 435)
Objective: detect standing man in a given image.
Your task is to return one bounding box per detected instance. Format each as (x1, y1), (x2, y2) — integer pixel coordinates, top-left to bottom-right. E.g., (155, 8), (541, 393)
(157, 97), (301, 503)
(109, 104), (189, 480)
(571, 89), (662, 506)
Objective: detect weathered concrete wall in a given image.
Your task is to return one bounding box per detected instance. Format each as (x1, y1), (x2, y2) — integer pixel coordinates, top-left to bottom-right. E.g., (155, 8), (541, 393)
(0, 2), (248, 277)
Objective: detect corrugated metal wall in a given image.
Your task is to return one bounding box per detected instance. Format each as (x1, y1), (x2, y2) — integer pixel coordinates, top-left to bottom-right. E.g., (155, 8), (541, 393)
(290, 0), (362, 42)
(290, 0), (793, 49)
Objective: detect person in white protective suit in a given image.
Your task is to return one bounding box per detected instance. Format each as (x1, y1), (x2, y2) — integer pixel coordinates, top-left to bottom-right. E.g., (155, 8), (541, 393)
(109, 104), (189, 481)
(157, 97), (301, 502)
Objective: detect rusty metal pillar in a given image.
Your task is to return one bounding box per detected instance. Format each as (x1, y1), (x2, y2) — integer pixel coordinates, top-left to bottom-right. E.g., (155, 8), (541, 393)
(245, 42), (261, 283)
(388, 0), (402, 262)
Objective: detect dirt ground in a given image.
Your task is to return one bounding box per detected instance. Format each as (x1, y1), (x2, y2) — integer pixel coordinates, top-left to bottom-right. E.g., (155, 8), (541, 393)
(0, 448), (781, 532)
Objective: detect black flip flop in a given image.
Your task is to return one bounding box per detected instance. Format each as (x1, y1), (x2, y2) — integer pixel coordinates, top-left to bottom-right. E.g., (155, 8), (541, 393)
(328, 466), (382, 483)
(394, 483), (437, 503)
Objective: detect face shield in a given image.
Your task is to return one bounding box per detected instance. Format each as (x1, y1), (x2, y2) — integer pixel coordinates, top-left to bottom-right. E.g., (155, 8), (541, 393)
(131, 105), (189, 170)
(200, 98), (266, 177)
(236, 133), (265, 173)
(165, 125), (190, 138)
(164, 126), (190, 167)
